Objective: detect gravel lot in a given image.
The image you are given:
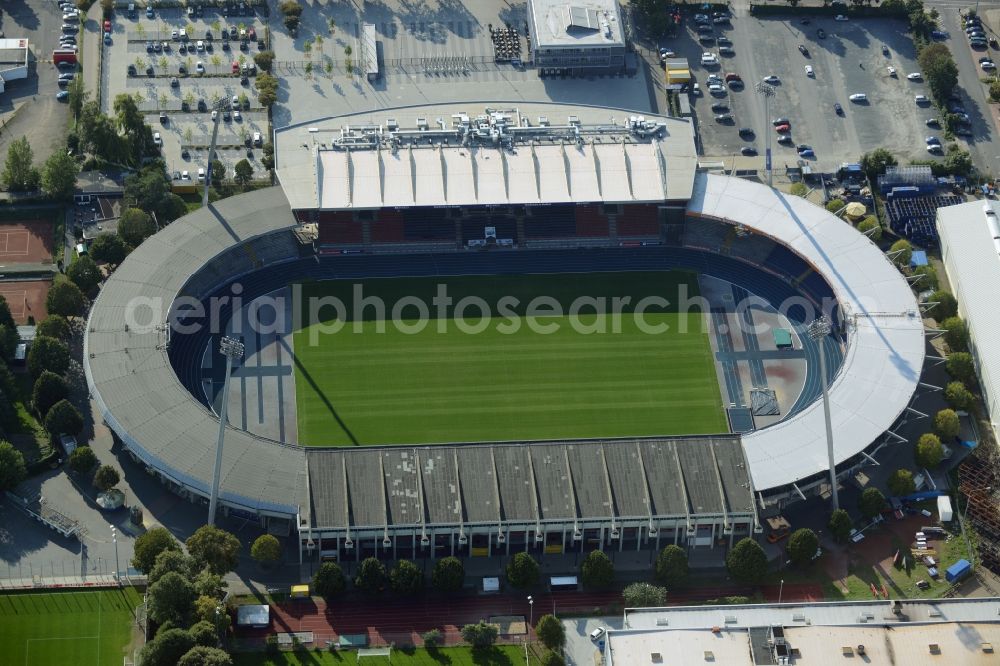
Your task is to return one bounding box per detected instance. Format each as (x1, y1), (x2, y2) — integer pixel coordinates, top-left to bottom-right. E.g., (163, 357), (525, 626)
(670, 13), (942, 169)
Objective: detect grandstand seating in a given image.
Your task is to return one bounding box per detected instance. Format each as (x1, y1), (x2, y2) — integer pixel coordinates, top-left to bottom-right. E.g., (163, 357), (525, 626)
(317, 211), (363, 245)
(574, 205), (610, 237)
(403, 208), (453, 241)
(525, 204), (577, 238)
(371, 209), (406, 243)
(617, 204), (660, 237)
(885, 194), (963, 246)
(461, 216), (517, 244)
(682, 218), (730, 250)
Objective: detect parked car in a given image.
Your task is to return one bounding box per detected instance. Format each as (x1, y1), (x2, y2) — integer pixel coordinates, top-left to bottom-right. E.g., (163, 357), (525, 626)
(849, 93), (868, 102)
(805, 65), (814, 77)
(762, 75), (780, 84)
(925, 118), (940, 127)
(741, 146), (758, 156)
(887, 66), (897, 77)
(907, 72), (922, 80)
(915, 94), (929, 104)
(925, 136), (941, 145)
(711, 103), (729, 112)
(834, 103), (843, 115)
(196, 61), (205, 74)
(56, 90), (70, 101)
(771, 117), (790, 126)
(714, 114), (734, 122)
(983, 61), (997, 70)
(146, 5), (154, 18)
(774, 123), (791, 133)
(153, 132), (162, 147)
(798, 148), (815, 158)
(738, 127), (754, 137)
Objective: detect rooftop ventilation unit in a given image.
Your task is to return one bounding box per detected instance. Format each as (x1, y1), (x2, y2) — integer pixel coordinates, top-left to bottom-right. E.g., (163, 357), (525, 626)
(929, 644), (941, 654)
(656, 618), (668, 627)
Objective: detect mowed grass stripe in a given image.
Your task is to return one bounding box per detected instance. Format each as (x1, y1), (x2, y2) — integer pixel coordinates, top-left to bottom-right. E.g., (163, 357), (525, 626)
(293, 272), (726, 446)
(0, 588), (141, 666)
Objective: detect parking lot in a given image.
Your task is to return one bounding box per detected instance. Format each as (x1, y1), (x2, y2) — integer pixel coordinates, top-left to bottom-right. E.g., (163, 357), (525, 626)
(669, 13), (948, 169)
(99, 2), (270, 181)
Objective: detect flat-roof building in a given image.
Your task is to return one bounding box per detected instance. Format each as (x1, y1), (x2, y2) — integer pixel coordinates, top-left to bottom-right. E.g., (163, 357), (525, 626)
(0, 39), (30, 94)
(526, 0), (626, 73)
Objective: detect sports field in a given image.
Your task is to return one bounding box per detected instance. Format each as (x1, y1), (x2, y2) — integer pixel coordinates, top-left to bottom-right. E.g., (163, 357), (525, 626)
(293, 271), (726, 446)
(0, 587), (142, 666)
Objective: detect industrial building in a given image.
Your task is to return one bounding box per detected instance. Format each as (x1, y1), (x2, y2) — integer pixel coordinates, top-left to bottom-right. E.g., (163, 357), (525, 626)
(525, 0), (626, 73)
(0, 39), (29, 93)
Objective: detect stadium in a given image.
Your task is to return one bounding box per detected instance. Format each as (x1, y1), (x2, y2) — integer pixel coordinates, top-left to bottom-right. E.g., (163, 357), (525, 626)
(84, 102), (925, 562)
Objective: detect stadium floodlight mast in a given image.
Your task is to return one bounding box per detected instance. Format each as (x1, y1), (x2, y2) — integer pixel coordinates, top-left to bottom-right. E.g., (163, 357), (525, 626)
(808, 315), (839, 511)
(208, 336), (245, 526)
(110, 524), (119, 583)
(754, 82), (775, 188)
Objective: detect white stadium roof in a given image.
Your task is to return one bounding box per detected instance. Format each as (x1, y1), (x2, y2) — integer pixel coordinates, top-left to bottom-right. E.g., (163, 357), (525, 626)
(690, 175), (925, 491)
(275, 103), (698, 211)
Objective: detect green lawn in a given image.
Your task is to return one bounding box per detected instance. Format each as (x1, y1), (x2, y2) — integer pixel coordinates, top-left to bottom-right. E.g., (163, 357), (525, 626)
(0, 587), (142, 666)
(292, 271), (726, 446)
(235, 645), (533, 666)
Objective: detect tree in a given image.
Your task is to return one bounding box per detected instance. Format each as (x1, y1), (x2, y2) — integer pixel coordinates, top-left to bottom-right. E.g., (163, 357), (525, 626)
(233, 159), (253, 189)
(913, 265), (938, 291)
(540, 651), (566, 666)
(918, 43), (959, 104)
(210, 159), (225, 189)
(32, 370), (69, 416)
(0, 440), (26, 491)
(859, 486), (886, 517)
(857, 216), (882, 241)
(283, 15), (300, 32)
(422, 629), (443, 647)
(149, 550), (193, 585)
(118, 208), (156, 248)
(186, 525), (242, 575)
(860, 148), (898, 183)
(193, 594), (230, 634)
(786, 528), (819, 566)
(506, 551), (540, 589)
(930, 291), (958, 320)
(0, 323), (17, 363)
(93, 464), (120, 491)
(888, 468), (916, 496)
(43, 399), (83, 438)
(934, 409), (960, 440)
(942, 317), (968, 353)
(654, 544), (689, 587)
(390, 559), (424, 595)
(825, 198), (845, 214)
(124, 164), (185, 223)
(250, 534), (281, 566)
(254, 50), (275, 72)
(580, 549), (614, 589)
(193, 567), (227, 599)
(2, 136), (39, 191)
(889, 239), (912, 267)
(114, 93), (156, 165)
(0, 295), (15, 331)
(66, 255), (102, 294)
(828, 509), (852, 543)
(726, 538), (767, 584)
(89, 233), (128, 266)
(535, 614), (565, 650)
(944, 149), (974, 177)
(67, 445), (98, 475)
(255, 73), (279, 108)
(41, 150), (80, 200)
(312, 561), (346, 599)
(354, 557), (387, 593)
(189, 620), (219, 648)
(623, 582), (667, 607)
(431, 556), (464, 593)
(944, 381), (976, 411)
(947, 351), (976, 384)
(37, 314), (71, 341)
(132, 526), (181, 573)
(460, 621), (498, 648)
(178, 646), (232, 666)
(139, 627), (196, 666)
(45, 280), (86, 317)
(916, 433), (944, 469)
(147, 571), (196, 625)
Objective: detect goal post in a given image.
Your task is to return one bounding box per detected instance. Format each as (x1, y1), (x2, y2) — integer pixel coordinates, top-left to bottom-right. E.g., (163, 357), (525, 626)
(356, 646), (391, 663)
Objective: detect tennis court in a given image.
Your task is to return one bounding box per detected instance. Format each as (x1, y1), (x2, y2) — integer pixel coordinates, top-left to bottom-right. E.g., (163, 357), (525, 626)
(0, 587), (142, 666)
(0, 279), (49, 324)
(0, 220), (54, 264)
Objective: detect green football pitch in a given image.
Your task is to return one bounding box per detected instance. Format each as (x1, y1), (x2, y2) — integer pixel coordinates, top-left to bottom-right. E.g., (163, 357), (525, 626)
(0, 587), (142, 666)
(292, 271), (726, 446)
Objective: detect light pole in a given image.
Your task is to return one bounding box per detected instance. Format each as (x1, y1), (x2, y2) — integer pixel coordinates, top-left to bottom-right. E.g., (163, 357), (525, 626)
(208, 336), (244, 526)
(778, 578), (784, 604)
(808, 315), (839, 511)
(110, 525), (120, 583)
(755, 81), (775, 188)
(527, 595), (534, 628)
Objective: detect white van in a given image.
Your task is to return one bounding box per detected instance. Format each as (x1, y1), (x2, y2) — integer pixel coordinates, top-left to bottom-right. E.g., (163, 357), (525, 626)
(590, 627), (606, 641)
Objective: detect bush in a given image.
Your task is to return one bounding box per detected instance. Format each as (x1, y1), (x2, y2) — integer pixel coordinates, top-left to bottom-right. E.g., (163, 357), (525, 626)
(655, 544), (689, 587)
(789, 182), (807, 197)
(825, 198), (845, 214)
(249, 534), (281, 565)
(535, 614), (565, 649)
(859, 486), (886, 517)
(67, 445), (97, 475)
(312, 561), (346, 599)
(580, 550), (614, 589)
(431, 556), (464, 593)
(354, 557), (387, 593)
(506, 551), (540, 589)
(460, 621), (498, 648)
(946, 351), (975, 384)
(421, 629), (443, 647)
(27, 335), (70, 378)
(889, 238), (912, 267)
(787, 528), (819, 566)
(942, 317), (968, 353)
(132, 526), (181, 573)
(887, 468), (916, 497)
(944, 381), (976, 411)
(93, 464), (120, 491)
(0, 440), (26, 491)
(828, 509), (852, 543)
(726, 538), (768, 583)
(934, 409), (960, 440)
(389, 559), (424, 596)
(915, 433), (944, 469)
(622, 582), (667, 607)
(930, 292), (959, 321)
(857, 216), (882, 241)
(32, 370), (69, 416)
(913, 265), (938, 291)
(43, 399), (83, 439)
